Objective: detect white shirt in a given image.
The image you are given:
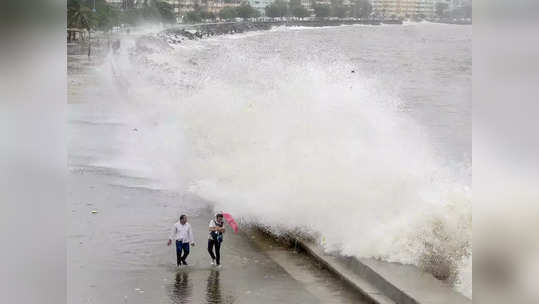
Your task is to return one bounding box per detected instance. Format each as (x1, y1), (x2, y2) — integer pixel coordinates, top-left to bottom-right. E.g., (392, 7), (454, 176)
(170, 222), (195, 243)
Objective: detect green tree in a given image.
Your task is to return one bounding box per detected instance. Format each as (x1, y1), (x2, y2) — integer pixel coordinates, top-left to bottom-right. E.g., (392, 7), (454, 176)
(124, 0), (136, 9)
(140, 1), (161, 20)
(313, 4), (330, 18)
(435, 2), (449, 17)
(331, 5), (346, 18)
(68, 0), (92, 30)
(68, 0), (120, 31)
(236, 2), (260, 19)
(200, 10), (216, 20)
(288, 0), (301, 11)
(93, 1), (120, 31)
(155, 0), (177, 24)
(265, 4), (277, 18)
(185, 10), (202, 22)
(292, 6), (310, 18)
(219, 7), (238, 20)
(330, 0), (346, 18)
(265, 0), (288, 18)
(289, 0), (310, 18)
(120, 7), (143, 26)
(350, 0), (372, 18)
(69, 0), (178, 29)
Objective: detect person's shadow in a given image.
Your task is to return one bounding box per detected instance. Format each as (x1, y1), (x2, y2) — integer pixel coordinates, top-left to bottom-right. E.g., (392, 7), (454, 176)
(206, 269), (223, 304)
(170, 271), (192, 304)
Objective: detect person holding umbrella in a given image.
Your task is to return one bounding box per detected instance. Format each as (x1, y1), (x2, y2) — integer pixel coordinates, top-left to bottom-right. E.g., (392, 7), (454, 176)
(208, 213), (225, 267)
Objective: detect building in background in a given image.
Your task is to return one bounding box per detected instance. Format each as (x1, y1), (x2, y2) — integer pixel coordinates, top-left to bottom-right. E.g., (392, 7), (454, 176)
(249, 0), (273, 15)
(371, 0), (435, 19)
(248, 0), (313, 17)
(433, 0), (470, 10)
(163, 0), (242, 18)
(445, 0), (471, 11)
(302, 0), (312, 9)
(107, 0), (381, 19)
(163, 0), (187, 16)
(105, 0), (145, 9)
(105, 0), (124, 8)
(432, 0), (471, 19)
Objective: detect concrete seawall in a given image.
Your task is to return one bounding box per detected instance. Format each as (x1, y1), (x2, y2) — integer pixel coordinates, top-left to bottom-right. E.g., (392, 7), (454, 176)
(254, 228), (471, 304)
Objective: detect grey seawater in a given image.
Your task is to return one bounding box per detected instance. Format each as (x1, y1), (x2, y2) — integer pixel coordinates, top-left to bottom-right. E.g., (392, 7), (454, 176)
(206, 23), (471, 165)
(68, 22), (471, 302)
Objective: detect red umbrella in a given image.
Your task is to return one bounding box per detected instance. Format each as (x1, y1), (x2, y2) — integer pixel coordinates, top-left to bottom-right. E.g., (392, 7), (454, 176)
(222, 213), (238, 233)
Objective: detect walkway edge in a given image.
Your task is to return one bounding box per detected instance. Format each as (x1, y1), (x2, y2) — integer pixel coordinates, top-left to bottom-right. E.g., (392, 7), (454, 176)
(297, 240), (396, 304)
(295, 239), (472, 304)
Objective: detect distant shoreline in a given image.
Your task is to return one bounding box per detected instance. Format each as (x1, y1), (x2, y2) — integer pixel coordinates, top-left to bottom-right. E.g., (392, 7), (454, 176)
(68, 19), (471, 57)
(159, 18), (471, 44)
(159, 19), (404, 43)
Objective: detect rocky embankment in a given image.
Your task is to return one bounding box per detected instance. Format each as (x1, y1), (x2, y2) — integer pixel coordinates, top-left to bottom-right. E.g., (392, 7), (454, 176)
(158, 19), (400, 44)
(159, 22), (273, 44)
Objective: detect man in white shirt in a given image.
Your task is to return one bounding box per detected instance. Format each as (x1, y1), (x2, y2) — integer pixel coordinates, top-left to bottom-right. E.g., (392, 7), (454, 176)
(167, 214), (195, 267)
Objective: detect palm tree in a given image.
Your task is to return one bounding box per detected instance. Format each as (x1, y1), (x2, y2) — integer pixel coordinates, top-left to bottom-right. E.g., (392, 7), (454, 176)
(68, 0), (94, 56)
(68, 0), (92, 31)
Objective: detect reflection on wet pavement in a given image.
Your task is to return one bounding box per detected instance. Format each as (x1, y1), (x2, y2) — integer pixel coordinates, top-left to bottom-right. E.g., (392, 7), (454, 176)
(171, 271), (192, 304)
(169, 269), (237, 304)
(205, 270), (223, 304)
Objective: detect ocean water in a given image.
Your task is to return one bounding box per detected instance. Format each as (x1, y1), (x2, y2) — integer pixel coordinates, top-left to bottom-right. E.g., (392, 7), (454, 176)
(69, 22), (472, 298)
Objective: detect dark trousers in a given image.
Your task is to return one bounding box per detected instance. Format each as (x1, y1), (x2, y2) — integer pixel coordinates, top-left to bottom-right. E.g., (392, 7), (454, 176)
(207, 239), (221, 265)
(176, 241), (190, 265)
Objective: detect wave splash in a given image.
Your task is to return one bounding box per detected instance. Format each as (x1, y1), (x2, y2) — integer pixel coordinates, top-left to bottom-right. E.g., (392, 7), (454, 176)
(85, 31), (472, 298)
